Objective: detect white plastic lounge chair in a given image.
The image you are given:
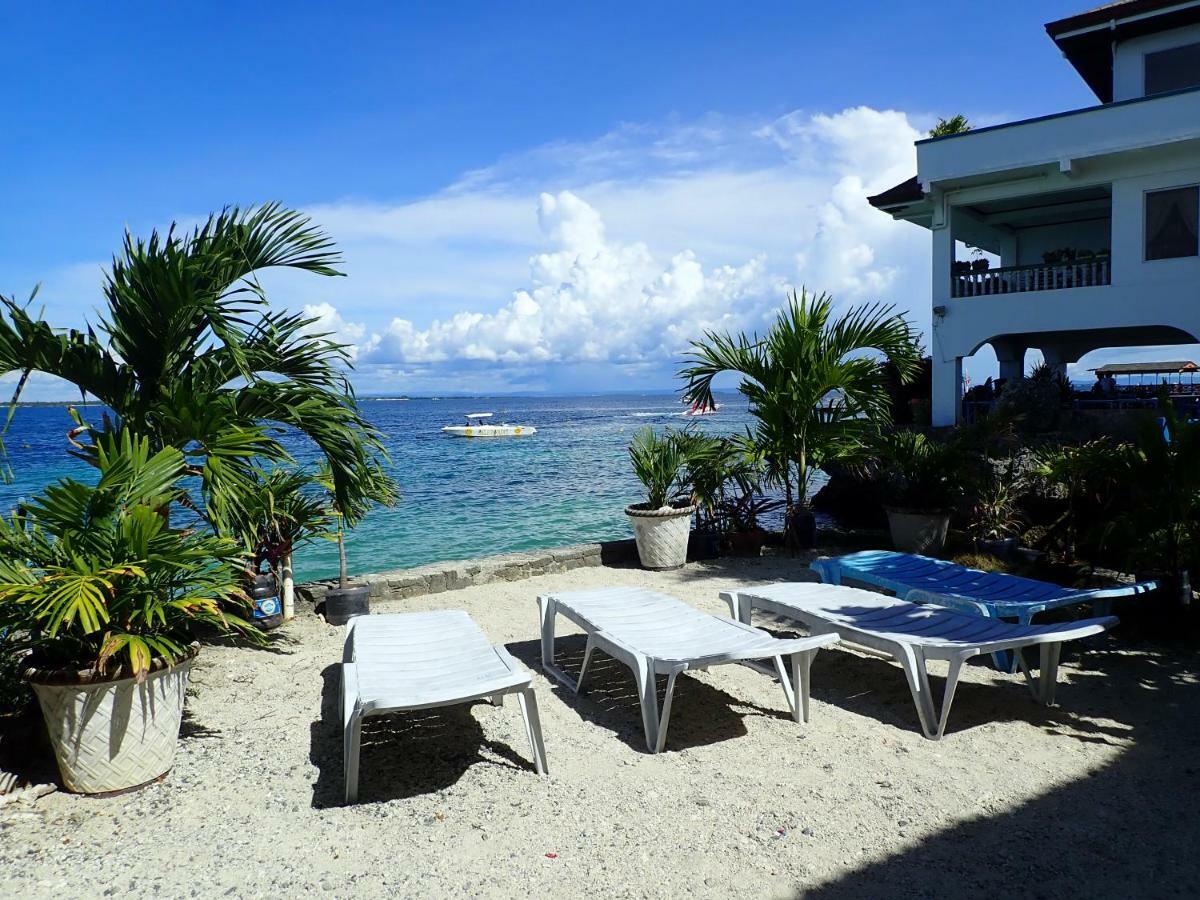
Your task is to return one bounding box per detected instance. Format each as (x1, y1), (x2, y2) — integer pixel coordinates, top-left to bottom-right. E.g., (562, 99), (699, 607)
(341, 610), (547, 803)
(537, 587), (839, 752)
(720, 581), (1118, 740)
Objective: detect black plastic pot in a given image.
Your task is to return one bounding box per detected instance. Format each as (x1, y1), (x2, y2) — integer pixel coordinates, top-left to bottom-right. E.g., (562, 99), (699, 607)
(788, 508), (817, 549)
(688, 530), (722, 561)
(249, 572), (283, 631)
(324, 583), (370, 626)
(1139, 569), (1193, 609)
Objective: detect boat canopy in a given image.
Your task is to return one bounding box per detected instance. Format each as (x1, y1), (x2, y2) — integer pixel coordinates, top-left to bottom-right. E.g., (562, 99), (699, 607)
(464, 412), (494, 419)
(1091, 361), (1199, 376)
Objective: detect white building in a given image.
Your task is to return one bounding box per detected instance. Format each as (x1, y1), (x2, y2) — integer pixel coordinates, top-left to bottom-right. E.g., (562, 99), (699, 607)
(871, 0), (1200, 426)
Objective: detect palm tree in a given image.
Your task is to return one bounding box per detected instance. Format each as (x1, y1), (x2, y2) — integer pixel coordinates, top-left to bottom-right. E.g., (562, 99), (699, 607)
(680, 288), (921, 547)
(0, 204), (394, 528)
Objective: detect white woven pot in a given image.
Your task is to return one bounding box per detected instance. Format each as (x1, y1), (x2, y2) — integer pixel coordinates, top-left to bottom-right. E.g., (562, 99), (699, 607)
(885, 507), (951, 555)
(626, 504), (695, 570)
(26, 649), (196, 795)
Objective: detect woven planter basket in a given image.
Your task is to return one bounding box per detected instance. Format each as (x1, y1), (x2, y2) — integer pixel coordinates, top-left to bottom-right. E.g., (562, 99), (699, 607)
(25, 647), (197, 795)
(625, 503), (696, 570)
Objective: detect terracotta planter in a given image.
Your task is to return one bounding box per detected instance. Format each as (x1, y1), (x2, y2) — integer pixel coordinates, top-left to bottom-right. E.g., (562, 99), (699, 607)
(625, 503), (695, 570)
(24, 647), (197, 794)
(885, 507), (951, 555)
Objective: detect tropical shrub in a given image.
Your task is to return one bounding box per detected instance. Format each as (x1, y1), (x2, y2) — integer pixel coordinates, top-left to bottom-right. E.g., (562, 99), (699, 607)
(1100, 398), (1200, 585)
(1031, 438), (1133, 564)
(680, 289), (921, 546)
(879, 431), (967, 511)
(231, 467), (334, 577)
(0, 432), (259, 678)
(995, 363), (1073, 435)
(0, 204), (394, 529)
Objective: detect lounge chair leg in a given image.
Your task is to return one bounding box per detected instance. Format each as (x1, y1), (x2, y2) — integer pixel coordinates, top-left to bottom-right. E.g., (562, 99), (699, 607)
(772, 655), (798, 716)
(576, 636), (596, 694)
(632, 655), (660, 753)
(897, 646), (940, 740)
(488, 694), (504, 707)
(933, 656), (966, 740)
(792, 650), (814, 724)
(538, 596), (557, 670)
(654, 668), (683, 754)
(727, 592), (752, 625)
(1039, 642), (1062, 706)
(517, 688), (549, 775)
(344, 711), (363, 804)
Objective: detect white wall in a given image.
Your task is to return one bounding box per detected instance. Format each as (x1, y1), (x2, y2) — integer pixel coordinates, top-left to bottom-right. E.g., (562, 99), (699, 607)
(1110, 162), (1200, 289)
(1113, 23), (1200, 101)
(929, 151), (1200, 367)
(1014, 219), (1111, 265)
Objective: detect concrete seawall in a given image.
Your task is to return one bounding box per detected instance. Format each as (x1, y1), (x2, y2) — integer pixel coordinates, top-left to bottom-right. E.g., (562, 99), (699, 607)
(295, 538), (640, 610)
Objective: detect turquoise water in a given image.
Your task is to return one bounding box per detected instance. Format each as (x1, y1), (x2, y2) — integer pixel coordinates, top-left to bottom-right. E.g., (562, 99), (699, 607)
(0, 393), (826, 582)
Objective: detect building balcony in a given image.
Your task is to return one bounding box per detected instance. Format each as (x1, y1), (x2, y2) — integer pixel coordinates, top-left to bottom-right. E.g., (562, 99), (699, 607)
(950, 257), (1111, 298)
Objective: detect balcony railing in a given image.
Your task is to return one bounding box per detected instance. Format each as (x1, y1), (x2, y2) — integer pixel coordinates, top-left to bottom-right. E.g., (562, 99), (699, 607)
(951, 258), (1111, 298)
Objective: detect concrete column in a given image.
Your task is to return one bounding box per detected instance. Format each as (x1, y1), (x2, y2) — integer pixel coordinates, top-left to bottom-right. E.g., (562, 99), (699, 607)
(991, 338), (1026, 383)
(931, 354), (962, 427)
(929, 208), (960, 426)
(1039, 346), (1069, 380)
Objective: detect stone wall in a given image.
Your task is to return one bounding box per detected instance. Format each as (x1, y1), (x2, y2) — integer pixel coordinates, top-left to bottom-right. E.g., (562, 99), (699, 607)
(294, 539), (639, 611)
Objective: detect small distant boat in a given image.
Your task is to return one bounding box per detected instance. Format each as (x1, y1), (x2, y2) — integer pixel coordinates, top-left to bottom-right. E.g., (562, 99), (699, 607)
(441, 412), (537, 437)
(683, 402), (718, 417)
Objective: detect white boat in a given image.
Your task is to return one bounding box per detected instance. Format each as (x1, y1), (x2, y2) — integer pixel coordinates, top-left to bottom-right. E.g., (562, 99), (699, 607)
(682, 402), (718, 417)
(441, 412), (537, 437)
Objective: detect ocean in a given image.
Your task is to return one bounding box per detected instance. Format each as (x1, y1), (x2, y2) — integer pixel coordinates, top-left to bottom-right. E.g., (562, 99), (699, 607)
(0, 393), (827, 582)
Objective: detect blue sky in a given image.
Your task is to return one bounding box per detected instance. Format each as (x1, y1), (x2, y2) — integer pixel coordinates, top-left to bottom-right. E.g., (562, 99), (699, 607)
(2, 1), (1141, 398)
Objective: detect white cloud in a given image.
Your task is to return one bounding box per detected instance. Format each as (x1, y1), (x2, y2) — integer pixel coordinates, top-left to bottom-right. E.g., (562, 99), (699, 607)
(285, 106), (932, 392)
(22, 106), (936, 396)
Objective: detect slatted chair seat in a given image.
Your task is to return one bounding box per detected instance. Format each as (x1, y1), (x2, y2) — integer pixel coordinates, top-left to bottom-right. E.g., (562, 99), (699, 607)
(341, 610), (547, 803)
(721, 581), (1118, 740)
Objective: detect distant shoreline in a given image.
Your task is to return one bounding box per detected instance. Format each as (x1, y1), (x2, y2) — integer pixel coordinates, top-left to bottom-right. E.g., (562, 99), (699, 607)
(14, 389), (709, 408)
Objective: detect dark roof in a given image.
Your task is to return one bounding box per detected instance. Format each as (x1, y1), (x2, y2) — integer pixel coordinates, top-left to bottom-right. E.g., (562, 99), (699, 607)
(1046, 1), (1200, 102)
(867, 175), (923, 210)
(1091, 360), (1200, 375)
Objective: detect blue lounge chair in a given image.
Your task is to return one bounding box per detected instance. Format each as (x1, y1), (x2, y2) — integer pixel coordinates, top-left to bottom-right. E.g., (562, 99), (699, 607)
(810, 550), (1156, 670)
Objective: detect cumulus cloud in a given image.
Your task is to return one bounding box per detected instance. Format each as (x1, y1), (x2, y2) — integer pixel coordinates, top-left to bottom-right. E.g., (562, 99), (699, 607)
(24, 106), (935, 396)
(358, 189), (772, 371)
(288, 105), (932, 391)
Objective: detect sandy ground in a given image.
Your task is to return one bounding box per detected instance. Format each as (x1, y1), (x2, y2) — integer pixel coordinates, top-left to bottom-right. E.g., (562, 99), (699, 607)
(2, 555), (1199, 899)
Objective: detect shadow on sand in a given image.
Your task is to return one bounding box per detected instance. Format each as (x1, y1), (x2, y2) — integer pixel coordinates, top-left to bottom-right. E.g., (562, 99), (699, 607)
(798, 632), (1200, 898)
(505, 635), (793, 754)
(308, 664), (538, 808)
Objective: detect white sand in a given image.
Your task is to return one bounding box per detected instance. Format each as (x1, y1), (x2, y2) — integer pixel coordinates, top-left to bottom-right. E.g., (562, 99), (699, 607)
(2, 556), (1196, 899)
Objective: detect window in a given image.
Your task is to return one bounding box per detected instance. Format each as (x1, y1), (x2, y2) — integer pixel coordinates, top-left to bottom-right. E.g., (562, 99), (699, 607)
(1144, 41), (1200, 95)
(1145, 187), (1199, 261)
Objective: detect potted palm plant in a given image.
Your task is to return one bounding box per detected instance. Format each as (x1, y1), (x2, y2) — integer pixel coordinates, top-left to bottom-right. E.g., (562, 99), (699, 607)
(679, 433), (730, 560)
(626, 426), (696, 569)
(968, 470), (1025, 559)
(680, 289), (921, 551)
(0, 432), (259, 794)
(0, 204), (396, 566)
(881, 431), (964, 554)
